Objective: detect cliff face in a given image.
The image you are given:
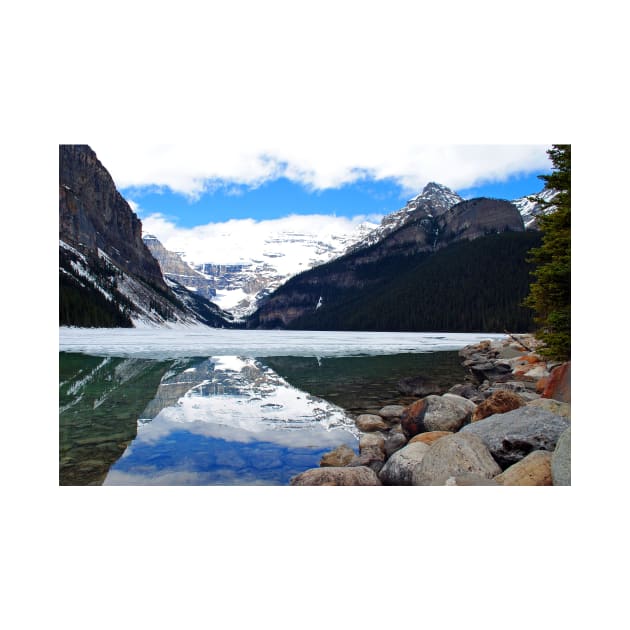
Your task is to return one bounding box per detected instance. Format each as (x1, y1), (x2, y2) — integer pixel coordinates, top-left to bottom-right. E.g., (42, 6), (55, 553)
(59, 144), (166, 290)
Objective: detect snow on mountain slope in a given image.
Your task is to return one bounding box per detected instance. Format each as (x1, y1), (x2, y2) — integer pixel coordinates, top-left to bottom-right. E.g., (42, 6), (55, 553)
(142, 216), (378, 319)
(511, 189), (559, 229)
(346, 182), (464, 253)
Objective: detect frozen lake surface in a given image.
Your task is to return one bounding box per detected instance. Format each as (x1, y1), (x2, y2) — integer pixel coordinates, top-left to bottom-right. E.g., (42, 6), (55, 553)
(59, 327), (506, 359)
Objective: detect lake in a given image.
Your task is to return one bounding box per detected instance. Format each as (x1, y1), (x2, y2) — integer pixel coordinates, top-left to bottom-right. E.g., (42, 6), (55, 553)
(59, 329), (504, 485)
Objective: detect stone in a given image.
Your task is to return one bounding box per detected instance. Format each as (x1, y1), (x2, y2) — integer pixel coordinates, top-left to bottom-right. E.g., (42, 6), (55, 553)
(494, 451), (553, 485)
(543, 362), (571, 403)
(409, 430), (452, 446)
(448, 383), (485, 403)
(472, 390), (525, 421)
(444, 474), (500, 486)
(320, 445), (356, 467)
(551, 427), (571, 486)
(378, 405), (406, 419)
(290, 466), (382, 486)
(384, 431), (408, 458)
(527, 398), (571, 419)
(378, 442), (431, 485)
(359, 433), (386, 455)
(411, 433), (502, 486)
(355, 414), (390, 432)
(461, 406), (570, 469)
(401, 395), (473, 436)
(397, 375), (443, 397)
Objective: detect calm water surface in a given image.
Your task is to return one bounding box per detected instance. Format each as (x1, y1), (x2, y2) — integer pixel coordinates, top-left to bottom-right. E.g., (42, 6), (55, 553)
(59, 330), (494, 486)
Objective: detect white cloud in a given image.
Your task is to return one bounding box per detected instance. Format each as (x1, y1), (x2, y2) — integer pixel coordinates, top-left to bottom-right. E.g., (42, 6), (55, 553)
(141, 211), (381, 271)
(96, 141), (551, 200)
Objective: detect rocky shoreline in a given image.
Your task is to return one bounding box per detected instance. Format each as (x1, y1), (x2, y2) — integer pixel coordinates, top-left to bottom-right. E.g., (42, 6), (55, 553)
(290, 334), (571, 486)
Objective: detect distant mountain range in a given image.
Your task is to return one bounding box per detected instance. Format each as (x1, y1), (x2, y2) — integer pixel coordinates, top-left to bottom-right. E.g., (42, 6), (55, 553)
(59, 144), (555, 331)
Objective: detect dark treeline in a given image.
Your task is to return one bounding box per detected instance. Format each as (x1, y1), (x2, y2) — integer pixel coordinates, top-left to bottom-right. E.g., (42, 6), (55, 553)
(281, 231), (541, 332)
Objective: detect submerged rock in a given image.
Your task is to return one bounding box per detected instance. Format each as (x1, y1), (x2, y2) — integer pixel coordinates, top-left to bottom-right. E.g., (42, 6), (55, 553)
(397, 375), (443, 397)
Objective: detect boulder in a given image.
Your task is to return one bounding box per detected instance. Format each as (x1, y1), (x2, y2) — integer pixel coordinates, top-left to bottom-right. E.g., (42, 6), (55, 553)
(378, 442), (431, 485)
(448, 383), (485, 403)
(527, 398), (571, 419)
(401, 395), (473, 436)
(551, 427), (571, 486)
(461, 406), (570, 469)
(344, 433), (387, 473)
(359, 433), (386, 456)
(472, 390), (525, 421)
(397, 375), (443, 397)
(290, 466), (382, 486)
(543, 362), (571, 403)
(384, 431), (408, 458)
(411, 433), (502, 486)
(494, 451), (553, 486)
(378, 405), (406, 419)
(355, 414), (390, 432)
(409, 430), (452, 446)
(320, 444), (356, 467)
(444, 474), (500, 486)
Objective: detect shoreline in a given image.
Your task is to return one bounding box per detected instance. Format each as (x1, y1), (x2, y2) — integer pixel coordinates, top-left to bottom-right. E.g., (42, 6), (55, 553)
(291, 334), (571, 486)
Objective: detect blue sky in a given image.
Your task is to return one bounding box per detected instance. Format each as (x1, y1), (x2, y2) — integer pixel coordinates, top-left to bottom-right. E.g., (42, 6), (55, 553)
(121, 162), (551, 228)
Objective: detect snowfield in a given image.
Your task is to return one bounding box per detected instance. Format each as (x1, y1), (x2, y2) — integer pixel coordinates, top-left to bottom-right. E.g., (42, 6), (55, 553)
(59, 327), (506, 359)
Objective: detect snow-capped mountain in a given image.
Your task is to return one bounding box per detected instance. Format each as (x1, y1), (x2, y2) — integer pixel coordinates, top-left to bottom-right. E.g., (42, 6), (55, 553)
(144, 218), (378, 319)
(347, 182), (464, 252)
(511, 189), (560, 229)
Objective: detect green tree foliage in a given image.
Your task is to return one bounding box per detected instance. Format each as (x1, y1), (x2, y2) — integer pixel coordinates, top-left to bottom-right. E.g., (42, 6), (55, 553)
(256, 231), (540, 332)
(524, 145), (571, 360)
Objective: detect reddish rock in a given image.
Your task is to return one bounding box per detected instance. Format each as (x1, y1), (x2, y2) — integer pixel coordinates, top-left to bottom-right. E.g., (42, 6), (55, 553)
(401, 399), (428, 437)
(472, 390), (525, 421)
(536, 376), (550, 394)
(542, 362), (571, 403)
(409, 431), (452, 446)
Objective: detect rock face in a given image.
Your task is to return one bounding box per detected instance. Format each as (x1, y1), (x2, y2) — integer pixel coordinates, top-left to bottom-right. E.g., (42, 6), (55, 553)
(59, 145), (232, 328)
(461, 406), (570, 469)
(60, 145), (166, 289)
(290, 466), (382, 486)
(378, 442), (431, 485)
(551, 427), (571, 486)
(143, 235), (217, 301)
(494, 451), (553, 486)
(411, 433), (502, 486)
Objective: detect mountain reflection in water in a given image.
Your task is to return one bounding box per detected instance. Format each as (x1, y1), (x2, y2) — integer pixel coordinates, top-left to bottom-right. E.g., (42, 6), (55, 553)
(59, 351), (467, 486)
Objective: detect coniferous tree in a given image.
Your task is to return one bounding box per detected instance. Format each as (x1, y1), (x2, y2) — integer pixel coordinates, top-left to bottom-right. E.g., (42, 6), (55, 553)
(524, 145), (571, 360)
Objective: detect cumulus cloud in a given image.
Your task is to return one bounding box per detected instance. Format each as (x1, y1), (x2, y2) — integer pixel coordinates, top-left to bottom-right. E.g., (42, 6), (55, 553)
(141, 211), (381, 271)
(96, 141), (551, 200)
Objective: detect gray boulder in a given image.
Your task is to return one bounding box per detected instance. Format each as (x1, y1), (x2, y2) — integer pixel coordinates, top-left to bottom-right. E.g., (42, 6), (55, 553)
(401, 394), (474, 436)
(320, 445), (356, 467)
(290, 466), (382, 486)
(551, 427), (571, 486)
(411, 433), (501, 486)
(378, 442), (431, 485)
(378, 405), (406, 419)
(461, 406), (570, 469)
(384, 431), (408, 458)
